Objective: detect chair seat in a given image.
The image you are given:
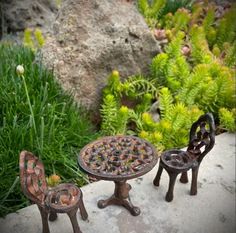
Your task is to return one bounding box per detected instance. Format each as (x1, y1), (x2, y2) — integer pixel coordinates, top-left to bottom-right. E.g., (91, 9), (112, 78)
(161, 149), (198, 172)
(45, 183), (81, 213)
(153, 113), (215, 202)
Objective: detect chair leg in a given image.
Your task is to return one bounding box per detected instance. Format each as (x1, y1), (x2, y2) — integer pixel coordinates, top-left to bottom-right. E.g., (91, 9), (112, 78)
(153, 164), (163, 186)
(67, 208), (82, 233)
(190, 165), (199, 195)
(78, 198), (88, 221)
(180, 171), (188, 183)
(165, 172), (178, 202)
(37, 205), (50, 233)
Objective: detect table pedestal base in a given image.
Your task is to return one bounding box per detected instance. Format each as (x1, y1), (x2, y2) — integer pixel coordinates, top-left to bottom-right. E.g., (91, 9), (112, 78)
(97, 181), (140, 216)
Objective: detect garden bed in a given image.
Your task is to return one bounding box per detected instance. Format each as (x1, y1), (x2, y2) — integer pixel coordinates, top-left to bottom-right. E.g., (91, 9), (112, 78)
(0, 44), (100, 217)
(0, 0), (235, 218)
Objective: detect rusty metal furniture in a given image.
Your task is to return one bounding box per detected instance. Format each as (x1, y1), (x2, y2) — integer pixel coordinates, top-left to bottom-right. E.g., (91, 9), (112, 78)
(78, 136), (158, 216)
(19, 151), (88, 233)
(153, 113), (215, 202)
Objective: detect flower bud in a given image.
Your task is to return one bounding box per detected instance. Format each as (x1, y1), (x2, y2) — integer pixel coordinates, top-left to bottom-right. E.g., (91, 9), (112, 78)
(181, 45), (191, 56)
(112, 70), (119, 77)
(152, 132), (163, 141)
(139, 130), (149, 138)
(16, 65), (24, 76)
(119, 106), (129, 115)
(50, 174), (61, 183)
(47, 174), (61, 187)
(153, 29), (166, 40)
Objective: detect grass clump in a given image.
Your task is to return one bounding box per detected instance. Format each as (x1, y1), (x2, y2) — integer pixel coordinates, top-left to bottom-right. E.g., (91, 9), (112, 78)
(0, 43), (100, 217)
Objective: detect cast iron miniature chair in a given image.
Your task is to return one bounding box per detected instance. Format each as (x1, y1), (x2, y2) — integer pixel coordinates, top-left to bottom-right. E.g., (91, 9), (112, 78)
(19, 151), (88, 233)
(153, 113), (215, 202)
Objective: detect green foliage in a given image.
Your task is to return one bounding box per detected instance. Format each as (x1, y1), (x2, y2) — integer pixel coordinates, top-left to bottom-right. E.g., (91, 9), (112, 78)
(215, 4), (236, 50)
(103, 70), (122, 97)
(101, 72), (158, 136)
(224, 41), (236, 68)
(55, 0), (62, 7)
(177, 62), (235, 113)
(138, 102), (203, 150)
(172, 8), (191, 33)
(34, 29), (45, 48)
(122, 75), (158, 98)
(117, 106), (130, 135)
(152, 32), (190, 93)
(206, 27), (217, 49)
(100, 71), (205, 151)
(151, 53), (169, 86)
(23, 28), (34, 50)
(23, 28), (45, 51)
(103, 71), (157, 100)
(0, 43), (99, 217)
(138, 0), (166, 27)
(139, 0), (194, 28)
(203, 4), (216, 48)
(165, 31), (185, 57)
(203, 4), (215, 35)
(166, 56), (190, 92)
(159, 87), (173, 120)
(100, 1), (236, 156)
(161, 0), (194, 16)
(189, 2), (236, 53)
(135, 93), (153, 114)
(219, 108), (236, 132)
(138, 0), (149, 15)
(139, 0), (235, 69)
(189, 25), (213, 64)
(190, 2), (203, 25)
(139, 0), (166, 18)
(100, 94), (119, 135)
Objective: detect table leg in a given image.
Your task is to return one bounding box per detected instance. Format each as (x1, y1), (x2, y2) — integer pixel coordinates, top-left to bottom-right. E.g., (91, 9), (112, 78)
(97, 180), (140, 216)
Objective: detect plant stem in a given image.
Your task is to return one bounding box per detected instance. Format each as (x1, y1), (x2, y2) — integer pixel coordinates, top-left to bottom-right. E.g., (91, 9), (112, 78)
(0, 176), (19, 205)
(21, 75), (41, 152)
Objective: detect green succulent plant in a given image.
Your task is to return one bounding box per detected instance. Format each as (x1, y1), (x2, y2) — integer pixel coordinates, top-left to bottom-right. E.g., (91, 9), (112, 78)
(215, 4), (236, 50)
(23, 28), (45, 51)
(219, 108), (236, 132)
(100, 0), (236, 153)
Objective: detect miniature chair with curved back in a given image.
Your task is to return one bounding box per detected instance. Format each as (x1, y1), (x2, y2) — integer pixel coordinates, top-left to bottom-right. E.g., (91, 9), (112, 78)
(19, 151), (88, 233)
(153, 113), (215, 202)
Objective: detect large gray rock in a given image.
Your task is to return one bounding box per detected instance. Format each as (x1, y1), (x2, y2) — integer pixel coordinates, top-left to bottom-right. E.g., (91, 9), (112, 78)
(42, 0), (160, 110)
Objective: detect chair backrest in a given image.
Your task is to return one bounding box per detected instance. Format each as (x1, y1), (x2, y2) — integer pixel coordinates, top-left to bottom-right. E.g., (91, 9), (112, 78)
(19, 151), (48, 205)
(187, 113), (215, 163)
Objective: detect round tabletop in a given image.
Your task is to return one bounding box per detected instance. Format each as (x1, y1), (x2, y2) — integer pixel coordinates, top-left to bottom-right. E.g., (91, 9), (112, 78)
(78, 136), (158, 181)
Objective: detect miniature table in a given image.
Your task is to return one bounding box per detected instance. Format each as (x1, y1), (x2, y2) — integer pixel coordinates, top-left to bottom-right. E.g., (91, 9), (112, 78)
(78, 136), (158, 216)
